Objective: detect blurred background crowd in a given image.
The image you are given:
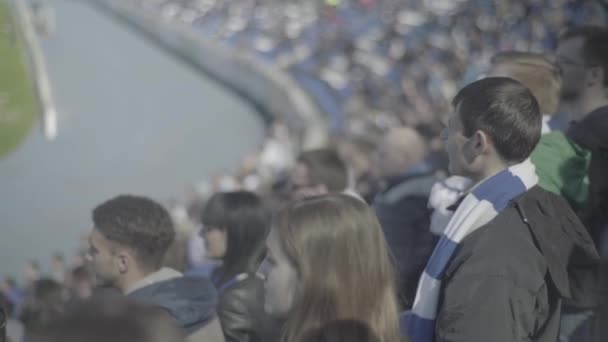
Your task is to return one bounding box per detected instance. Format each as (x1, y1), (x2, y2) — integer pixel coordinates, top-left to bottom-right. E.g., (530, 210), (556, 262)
(1, 0), (608, 342)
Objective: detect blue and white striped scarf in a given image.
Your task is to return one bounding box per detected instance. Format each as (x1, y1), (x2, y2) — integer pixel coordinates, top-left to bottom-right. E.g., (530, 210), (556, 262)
(407, 159), (538, 342)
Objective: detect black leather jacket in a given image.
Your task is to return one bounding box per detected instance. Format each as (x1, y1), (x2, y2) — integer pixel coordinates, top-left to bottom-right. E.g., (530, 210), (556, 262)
(217, 273), (280, 342)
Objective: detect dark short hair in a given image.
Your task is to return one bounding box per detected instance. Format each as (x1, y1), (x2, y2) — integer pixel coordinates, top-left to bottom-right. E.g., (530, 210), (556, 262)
(490, 51), (561, 115)
(561, 26), (608, 87)
(453, 77), (541, 162)
(92, 195), (175, 270)
(202, 191), (269, 284)
(297, 149), (348, 192)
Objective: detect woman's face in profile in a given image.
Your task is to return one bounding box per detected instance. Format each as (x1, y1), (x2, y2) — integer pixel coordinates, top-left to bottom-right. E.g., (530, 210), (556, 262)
(202, 226), (227, 260)
(260, 229), (298, 318)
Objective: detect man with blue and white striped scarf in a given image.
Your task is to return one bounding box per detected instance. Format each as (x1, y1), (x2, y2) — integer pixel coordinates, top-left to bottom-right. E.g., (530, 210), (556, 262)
(407, 78), (599, 342)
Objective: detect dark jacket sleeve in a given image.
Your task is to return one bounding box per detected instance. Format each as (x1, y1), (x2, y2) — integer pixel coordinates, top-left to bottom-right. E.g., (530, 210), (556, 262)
(374, 195), (436, 308)
(218, 291), (254, 342)
(436, 273), (548, 342)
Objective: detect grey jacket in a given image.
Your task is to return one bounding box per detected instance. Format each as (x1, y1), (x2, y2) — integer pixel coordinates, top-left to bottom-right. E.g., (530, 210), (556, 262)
(127, 268), (225, 342)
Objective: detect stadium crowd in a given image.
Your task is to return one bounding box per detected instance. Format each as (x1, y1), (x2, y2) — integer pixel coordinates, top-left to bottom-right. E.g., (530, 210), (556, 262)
(1, 1), (608, 342)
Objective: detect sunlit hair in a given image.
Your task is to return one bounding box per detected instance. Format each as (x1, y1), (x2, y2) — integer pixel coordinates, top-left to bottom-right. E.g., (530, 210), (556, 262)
(273, 194), (400, 342)
(490, 51), (561, 116)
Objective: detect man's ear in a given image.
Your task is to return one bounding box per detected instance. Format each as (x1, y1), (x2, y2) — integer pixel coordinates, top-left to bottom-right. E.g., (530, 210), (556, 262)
(463, 130), (490, 162)
(116, 251), (130, 274)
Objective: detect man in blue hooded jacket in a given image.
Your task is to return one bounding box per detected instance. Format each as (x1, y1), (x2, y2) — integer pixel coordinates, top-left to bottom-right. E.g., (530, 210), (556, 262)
(88, 195), (225, 342)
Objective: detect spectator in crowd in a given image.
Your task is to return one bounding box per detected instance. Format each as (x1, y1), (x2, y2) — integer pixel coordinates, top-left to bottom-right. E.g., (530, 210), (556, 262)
(371, 126), (438, 309)
(30, 296), (185, 342)
(201, 191), (279, 342)
(300, 320), (380, 342)
(335, 137), (377, 203)
(88, 195), (225, 342)
(290, 149), (351, 200)
(555, 26), (608, 128)
(531, 27), (608, 211)
(184, 197), (219, 279)
(257, 119), (296, 183)
(50, 253), (66, 284)
(19, 279), (64, 341)
(487, 51), (561, 133)
(67, 266), (93, 302)
(407, 77), (598, 342)
(1, 291), (23, 342)
(261, 194), (400, 342)
(570, 110), (608, 250)
(22, 262), (40, 290)
(519, 28), (608, 341)
(0, 278), (22, 318)
(562, 107), (608, 342)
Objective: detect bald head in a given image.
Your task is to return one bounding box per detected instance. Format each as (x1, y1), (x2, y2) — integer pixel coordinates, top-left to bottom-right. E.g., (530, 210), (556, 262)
(375, 127), (428, 179)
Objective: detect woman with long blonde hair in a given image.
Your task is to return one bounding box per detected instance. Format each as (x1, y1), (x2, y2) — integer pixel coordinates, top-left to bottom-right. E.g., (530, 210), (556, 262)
(260, 194), (401, 342)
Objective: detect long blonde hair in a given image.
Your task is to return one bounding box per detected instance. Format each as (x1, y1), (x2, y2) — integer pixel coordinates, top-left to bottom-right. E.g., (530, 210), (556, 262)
(273, 194), (401, 342)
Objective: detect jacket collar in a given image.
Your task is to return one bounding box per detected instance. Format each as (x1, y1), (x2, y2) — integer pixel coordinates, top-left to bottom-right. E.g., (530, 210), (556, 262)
(513, 187), (599, 299)
(125, 267), (182, 295)
(383, 161), (434, 190)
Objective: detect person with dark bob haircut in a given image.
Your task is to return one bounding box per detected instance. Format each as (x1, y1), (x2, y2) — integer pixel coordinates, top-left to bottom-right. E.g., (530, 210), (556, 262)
(201, 191), (279, 342)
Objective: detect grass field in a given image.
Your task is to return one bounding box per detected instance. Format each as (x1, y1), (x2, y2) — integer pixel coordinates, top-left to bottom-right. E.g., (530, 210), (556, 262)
(0, 0), (38, 158)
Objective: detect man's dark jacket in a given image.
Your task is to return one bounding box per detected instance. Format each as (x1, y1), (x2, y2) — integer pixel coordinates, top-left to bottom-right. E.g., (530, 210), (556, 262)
(435, 186), (599, 342)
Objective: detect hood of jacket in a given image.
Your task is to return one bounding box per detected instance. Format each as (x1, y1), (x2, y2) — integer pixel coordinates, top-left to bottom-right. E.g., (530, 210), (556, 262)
(127, 268), (218, 333)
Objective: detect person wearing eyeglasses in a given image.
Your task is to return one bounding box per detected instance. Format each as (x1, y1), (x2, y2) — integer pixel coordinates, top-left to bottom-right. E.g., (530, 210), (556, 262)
(551, 25), (608, 342)
(554, 26), (608, 129)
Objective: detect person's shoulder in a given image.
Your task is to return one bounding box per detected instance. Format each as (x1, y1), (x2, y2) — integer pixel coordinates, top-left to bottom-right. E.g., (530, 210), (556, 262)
(448, 195), (548, 286)
(144, 274), (216, 295)
(517, 186), (591, 244)
(219, 275), (264, 307)
(521, 185), (573, 207)
(375, 172), (436, 206)
(449, 186), (593, 290)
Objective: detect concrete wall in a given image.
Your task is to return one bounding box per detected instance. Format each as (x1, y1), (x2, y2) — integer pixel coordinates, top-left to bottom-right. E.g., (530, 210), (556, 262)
(92, 0), (328, 149)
